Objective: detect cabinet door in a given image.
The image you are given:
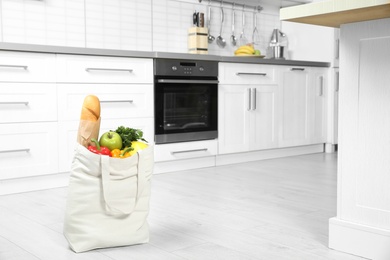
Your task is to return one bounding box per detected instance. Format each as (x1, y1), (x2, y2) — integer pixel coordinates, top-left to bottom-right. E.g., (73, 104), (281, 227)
(57, 83), (153, 121)
(218, 85), (250, 154)
(309, 68), (327, 144)
(0, 122), (58, 179)
(279, 67), (310, 147)
(250, 85), (279, 150)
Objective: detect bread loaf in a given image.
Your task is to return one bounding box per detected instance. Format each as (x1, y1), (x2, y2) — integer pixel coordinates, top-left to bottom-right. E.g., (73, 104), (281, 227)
(80, 95), (100, 121)
(77, 95), (101, 147)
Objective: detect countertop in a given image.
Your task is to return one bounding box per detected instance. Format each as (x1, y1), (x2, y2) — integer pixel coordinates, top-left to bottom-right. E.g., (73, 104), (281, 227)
(0, 42), (330, 68)
(280, 0), (390, 28)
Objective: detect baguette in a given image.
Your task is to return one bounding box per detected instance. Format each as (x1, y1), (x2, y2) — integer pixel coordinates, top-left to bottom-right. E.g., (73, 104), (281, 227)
(80, 95), (100, 121)
(77, 95), (101, 147)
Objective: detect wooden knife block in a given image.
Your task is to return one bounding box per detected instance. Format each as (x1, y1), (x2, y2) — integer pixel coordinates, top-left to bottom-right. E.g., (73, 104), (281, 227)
(188, 27), (208, 54)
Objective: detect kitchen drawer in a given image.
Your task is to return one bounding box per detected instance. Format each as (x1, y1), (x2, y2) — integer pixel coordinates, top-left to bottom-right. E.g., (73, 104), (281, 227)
(56, 54), (153, 83)
(219, 63), (277, 85)
(58, 118), (154, 173)
(154, 139), (218, 162)
(0, 51), (56, 82)
(0, 83), (57, 123)
(0, 122), (58, 180)
(57, 84), (153, 121)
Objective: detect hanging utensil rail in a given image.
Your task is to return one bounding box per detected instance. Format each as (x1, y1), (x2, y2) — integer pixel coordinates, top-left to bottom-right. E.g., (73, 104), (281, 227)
(198, 0), (263, 12)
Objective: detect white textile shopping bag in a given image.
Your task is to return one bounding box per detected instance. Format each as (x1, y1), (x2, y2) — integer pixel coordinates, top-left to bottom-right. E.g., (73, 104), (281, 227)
(63, 143), (153, 253)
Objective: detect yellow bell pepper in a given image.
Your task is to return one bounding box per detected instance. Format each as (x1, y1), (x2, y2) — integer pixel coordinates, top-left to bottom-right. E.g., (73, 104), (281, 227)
(110, 147), (133, 159)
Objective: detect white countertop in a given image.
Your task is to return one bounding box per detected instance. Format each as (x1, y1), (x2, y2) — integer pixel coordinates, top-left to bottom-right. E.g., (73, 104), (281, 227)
(280, 0), (390, 28)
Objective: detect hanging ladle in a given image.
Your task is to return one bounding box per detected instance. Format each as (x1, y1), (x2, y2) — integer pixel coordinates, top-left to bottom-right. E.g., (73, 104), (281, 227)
(207, 0), (215, 43)
(216, 1), (226, 48)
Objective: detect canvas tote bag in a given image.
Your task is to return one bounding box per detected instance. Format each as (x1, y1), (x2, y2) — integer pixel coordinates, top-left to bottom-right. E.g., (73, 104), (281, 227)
(63, 143), (153, 253)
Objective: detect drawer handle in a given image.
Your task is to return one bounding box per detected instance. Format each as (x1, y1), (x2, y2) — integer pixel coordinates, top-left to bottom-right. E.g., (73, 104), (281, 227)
(236, 72), (267, 76)
(171, 148), (208, 155)
(0, 101), (29, 106)
(100, 100), (134, 104)
(0, 148), (30, 154)
(0, 65), (28, 70)
(291, 68), (305, 71)
(85, 68), (133, 73)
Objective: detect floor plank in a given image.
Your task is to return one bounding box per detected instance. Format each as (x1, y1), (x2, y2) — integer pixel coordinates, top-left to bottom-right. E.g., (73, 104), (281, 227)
(0, 153), (367, 259)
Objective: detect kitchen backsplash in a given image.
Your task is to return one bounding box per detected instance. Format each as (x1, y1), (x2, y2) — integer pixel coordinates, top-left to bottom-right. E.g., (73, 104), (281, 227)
(0, 0), (282, 56)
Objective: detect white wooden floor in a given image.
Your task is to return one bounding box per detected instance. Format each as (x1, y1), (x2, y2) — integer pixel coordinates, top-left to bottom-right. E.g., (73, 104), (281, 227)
(0, 153), (368, 260)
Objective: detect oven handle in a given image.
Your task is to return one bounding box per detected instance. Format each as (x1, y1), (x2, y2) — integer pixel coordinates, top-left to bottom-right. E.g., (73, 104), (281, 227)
(157, 79), (219, 84)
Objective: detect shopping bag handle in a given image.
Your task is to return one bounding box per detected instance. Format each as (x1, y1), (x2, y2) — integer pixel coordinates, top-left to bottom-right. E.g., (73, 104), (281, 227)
(100, 149), (151, 216)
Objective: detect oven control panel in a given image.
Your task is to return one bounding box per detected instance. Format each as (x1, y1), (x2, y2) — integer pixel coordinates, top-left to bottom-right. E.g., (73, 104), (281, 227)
(154, 59), (218, 77)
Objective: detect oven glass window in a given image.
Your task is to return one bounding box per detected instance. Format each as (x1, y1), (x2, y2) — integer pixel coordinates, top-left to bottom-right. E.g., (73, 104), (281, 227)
(164, 86), (212, 131)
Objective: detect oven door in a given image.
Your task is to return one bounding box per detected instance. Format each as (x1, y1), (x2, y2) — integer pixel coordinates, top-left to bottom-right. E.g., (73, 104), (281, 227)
(154, 78), (218, 144)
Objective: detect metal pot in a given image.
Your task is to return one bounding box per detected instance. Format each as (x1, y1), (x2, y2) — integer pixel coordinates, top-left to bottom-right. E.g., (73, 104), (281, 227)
(270, 46), (285, 59)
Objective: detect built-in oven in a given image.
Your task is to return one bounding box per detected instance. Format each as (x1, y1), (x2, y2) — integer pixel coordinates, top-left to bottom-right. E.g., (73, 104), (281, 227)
(154, 59), (218, 144)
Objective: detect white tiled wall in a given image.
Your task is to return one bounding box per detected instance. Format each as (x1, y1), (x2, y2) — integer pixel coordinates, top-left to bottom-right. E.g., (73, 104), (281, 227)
(0, 0), (281, 55)
(1, 0), (85, 47)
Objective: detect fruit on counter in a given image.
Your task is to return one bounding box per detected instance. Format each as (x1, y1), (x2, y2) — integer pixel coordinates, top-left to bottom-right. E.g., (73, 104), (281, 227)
(88, 138), (111, 156)
(115, 126), (147, 149)
(234, 44), (262, 56)
(234, 45), (255, 55)
(99, 131), (123, 151)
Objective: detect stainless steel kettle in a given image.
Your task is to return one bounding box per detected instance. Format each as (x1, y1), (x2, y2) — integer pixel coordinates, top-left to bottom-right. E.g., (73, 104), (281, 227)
(270, 29), (286, 46)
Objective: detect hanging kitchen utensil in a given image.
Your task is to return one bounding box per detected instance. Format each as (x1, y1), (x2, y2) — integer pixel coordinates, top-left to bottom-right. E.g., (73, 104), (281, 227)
(216, 2), (226, 48)
(230, 3), (237, 46)
(239, 5), (248, 46)
(207, 0), (215, 43)
(252, 7), (260, 45)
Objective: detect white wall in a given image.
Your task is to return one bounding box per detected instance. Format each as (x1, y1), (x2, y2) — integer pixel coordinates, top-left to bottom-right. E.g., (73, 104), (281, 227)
(0, 0), (282, 56)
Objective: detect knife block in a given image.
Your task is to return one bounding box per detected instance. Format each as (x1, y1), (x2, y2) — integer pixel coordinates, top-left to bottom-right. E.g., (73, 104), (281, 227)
(188, 27), (208, 54)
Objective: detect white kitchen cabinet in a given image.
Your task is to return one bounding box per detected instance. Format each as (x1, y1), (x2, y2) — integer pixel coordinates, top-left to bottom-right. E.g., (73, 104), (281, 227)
(0, 51), (56, 82)
(0, 51), (58, 182)
(279, 66), (327, 147)
(218, 63), (279, 154)
(0, 122), (59, 180)
(55, 54), (153, 84)
(1, 0), (85, 47)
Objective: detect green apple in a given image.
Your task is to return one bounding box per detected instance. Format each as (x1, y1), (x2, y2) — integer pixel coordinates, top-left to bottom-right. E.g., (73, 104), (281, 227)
(254, 49), (261, 56)
(99, 131), (122, 150)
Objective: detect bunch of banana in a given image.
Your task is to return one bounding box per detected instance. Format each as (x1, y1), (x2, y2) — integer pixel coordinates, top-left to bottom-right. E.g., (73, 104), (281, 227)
(234, 45), (255, 56)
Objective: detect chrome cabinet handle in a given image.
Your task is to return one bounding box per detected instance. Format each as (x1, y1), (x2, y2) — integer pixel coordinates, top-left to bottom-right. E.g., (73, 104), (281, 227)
(0, 148), (30, 154)
(252, 88), (257, 110)
(100, 100), (134, 104)
(236, 72), (267, 76)
(85, 68), (133, 73)
(0, 65), (28, 70)
(247, 88), (252, 111)
(335, 71), (339, 92)
(171, 148), (208, 155)
(0, 101), (29, 106)
(318, 76), (324, 96)
(291, 68), (305, 71)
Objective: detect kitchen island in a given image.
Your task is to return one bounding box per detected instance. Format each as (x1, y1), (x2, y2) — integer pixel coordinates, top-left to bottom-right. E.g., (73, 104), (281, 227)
(281, 1), (390, 259)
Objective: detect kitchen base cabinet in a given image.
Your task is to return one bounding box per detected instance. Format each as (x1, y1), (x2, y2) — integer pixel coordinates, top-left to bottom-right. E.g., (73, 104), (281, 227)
(0, 122), (59, 180)
(279, 66), (327, 147)
(218, 62), (279, 155)
(218, 84), (278, 154)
